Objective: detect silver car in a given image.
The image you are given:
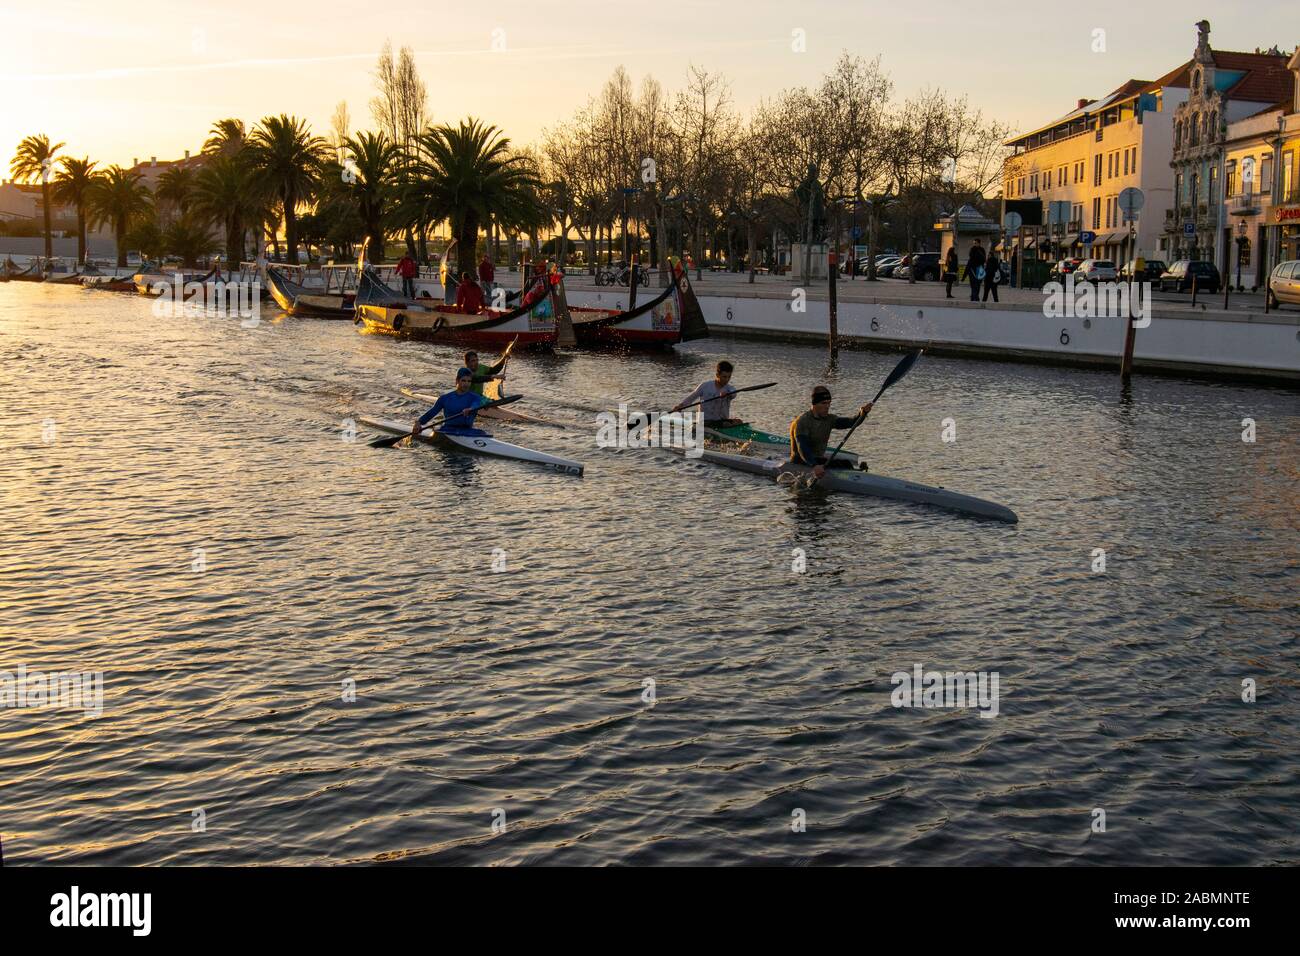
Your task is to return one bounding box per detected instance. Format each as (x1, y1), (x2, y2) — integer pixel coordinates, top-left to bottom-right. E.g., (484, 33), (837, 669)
(1268, 260), (1300, 308)
(1075, 259), (1118, 283)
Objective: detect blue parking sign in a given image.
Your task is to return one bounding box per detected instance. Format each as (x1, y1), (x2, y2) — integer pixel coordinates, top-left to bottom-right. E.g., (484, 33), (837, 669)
(1183, 222), (1196, 236)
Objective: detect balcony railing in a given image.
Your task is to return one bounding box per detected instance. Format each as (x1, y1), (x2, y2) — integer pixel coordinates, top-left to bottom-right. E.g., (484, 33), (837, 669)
(1229, 193), (1263, 215)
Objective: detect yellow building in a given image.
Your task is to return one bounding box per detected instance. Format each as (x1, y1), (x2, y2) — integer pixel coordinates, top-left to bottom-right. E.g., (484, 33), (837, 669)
(1004, 21), (1290, 275)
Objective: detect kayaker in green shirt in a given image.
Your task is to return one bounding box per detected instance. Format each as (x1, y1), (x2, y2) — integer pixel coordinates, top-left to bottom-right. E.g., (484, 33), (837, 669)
(790, 385), (872, 477)
(462, 349), (506, 397)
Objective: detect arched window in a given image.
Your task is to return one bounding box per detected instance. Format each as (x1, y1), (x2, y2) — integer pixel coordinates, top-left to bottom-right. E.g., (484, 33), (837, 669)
(1175, 121), (1182, 149)
(1193, 70), (1202, 94)
(1209, 111), (1217, 139)
(1191, 114), (1200, 146)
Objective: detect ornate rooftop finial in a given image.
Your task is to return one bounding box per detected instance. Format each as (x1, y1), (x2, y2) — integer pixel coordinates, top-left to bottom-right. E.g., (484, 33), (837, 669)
(1195, 20), (1212, 60)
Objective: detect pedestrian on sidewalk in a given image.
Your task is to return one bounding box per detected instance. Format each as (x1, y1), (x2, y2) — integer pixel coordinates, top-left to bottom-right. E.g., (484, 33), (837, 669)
(982, 250), (1002, 303)
(966, 239), (986, 302)
(944, 247), (959, 298)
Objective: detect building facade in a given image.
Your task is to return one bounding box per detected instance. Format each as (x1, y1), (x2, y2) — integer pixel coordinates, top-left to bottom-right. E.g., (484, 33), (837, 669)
(1003, 80), (1181, 269)
(1168, 21), (1292, 270)
(1003, 21), (1291, 277)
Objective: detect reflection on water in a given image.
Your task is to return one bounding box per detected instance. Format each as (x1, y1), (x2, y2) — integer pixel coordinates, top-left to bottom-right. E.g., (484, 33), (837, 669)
(0, 282), (1297, 866)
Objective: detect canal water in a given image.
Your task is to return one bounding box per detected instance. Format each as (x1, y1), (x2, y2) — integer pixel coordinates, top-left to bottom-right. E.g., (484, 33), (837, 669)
(1, 282), (1296, 865)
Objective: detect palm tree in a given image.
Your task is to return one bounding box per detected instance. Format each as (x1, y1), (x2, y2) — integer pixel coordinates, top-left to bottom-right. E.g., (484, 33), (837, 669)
(245, 114), (325, 265)
(163, 215), (219, 269)
(52, 157), (99, 264)
(156, 165), (197, 221)
(408, 120), (542, 277)
(10, 134), (65, 259)
(192, 155), (260, 267)
(87, 166), (154, 267)
(203, 118), (246, 157)
(337, 131), (400, 261)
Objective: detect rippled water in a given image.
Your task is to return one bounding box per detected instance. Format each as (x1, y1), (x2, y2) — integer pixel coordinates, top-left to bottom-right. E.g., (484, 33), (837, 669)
(1, 282), (1297, 865)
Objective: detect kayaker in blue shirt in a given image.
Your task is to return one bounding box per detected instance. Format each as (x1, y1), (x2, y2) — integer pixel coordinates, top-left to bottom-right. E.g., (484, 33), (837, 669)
(411, 367), (486, 438)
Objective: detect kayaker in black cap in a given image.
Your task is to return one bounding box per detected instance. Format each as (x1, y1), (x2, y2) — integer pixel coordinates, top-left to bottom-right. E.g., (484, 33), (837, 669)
(789, 386), (871, 477)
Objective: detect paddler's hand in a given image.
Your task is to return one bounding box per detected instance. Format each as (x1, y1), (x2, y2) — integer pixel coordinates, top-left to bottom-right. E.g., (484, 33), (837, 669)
(859, 402), (873, 417)
(411, 421), (423, 437)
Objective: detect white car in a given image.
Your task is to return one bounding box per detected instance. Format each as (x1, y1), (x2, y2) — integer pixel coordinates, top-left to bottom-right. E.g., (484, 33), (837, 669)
(1074, 259), (1117, 283)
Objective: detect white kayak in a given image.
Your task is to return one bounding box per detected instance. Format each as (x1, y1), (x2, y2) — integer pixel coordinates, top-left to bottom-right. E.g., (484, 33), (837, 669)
(677, 448), (1017, 523)
(401, 388), (564, 429)
(359, 416), (583, 476)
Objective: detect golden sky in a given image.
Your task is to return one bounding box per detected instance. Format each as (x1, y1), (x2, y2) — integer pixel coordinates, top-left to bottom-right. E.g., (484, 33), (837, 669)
(3, 0), (1297, 172)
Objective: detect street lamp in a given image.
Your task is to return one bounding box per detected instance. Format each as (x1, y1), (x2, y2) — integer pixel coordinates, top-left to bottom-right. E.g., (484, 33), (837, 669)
(1236, 219), (1247, 291)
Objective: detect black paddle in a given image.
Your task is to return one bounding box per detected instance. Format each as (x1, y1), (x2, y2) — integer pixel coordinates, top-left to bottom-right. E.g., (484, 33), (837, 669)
(369, 395), (523, 448)
(822, 349), (923, 466)
(628, 381), (778, 429)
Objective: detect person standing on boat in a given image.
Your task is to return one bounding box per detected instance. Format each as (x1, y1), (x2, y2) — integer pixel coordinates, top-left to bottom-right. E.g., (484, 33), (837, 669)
(395, 253), (418, 299)
(463, 349), (507, 397)
(456, 272), (485, 314)
(411, 367), (486, 438)
(789, 386), (871, 477)
(671, 360), (739, 426)
(478, 254), (495, 297)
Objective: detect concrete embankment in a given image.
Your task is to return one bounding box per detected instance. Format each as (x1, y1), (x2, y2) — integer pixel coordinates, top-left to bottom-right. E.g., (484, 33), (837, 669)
(566, 275), (1300, 385)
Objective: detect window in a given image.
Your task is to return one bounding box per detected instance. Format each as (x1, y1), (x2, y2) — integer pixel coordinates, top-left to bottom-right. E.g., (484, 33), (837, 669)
(1209, 166), (1218, 204)
(1092, 196), (1101, 228)
(1285, 151), (1295, 199)
(1094, 154), (1103, 186)
(1226, 160), (1236, 197)
(1019, 176), (1026, 195)
(1123, 150), (1129, 176)
(1031, 172), (1038, 193)
(1073, 202), (1083, 227)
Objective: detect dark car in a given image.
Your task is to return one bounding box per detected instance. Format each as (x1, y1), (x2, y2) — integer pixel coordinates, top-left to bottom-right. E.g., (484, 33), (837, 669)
(900, 252), (941, 281)
(1048, 257), (1084, 281)
(1119, 258), (1167, 282)
(1158, 260), (1220, 293)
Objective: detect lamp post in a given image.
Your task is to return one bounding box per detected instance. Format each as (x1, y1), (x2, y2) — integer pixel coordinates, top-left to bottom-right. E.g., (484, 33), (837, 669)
(1235, 219), (1246, 292)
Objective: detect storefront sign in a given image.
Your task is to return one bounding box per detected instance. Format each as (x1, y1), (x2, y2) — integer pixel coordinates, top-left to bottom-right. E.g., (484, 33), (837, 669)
(1269, 205), (1300, 224)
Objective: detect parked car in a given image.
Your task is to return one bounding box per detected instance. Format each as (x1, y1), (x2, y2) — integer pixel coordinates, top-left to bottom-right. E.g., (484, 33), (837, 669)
(1049, 257), (1084, 281)
(1074, 259), (1118, 283)
(1267, 259), (1300, 308)
(1158, 260), (1220, 293)
(896, 252), (941, 281)
(875, 256), (903, 277)
(1118, 258), (1167, 282)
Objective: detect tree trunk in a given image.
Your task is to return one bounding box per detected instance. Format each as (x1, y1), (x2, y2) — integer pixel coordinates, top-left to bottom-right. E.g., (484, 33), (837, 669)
(747, 223), (756, 284)
(76, 210), (86, 264)
(42, 182), (53, 260)
(283, 194), (299, 266)
(116, 221), (127, 268)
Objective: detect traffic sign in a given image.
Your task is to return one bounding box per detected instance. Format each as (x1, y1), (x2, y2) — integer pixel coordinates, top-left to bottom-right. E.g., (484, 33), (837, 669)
(1183, 222), (1196, 237)
(1118, 187), (1145, 219)
(1079, 230), (1096, 244)
(1002, 211), (1023, 232)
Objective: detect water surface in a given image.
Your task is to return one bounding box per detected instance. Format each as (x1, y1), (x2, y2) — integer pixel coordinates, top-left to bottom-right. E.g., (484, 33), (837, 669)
(1, 282), (1296, 865)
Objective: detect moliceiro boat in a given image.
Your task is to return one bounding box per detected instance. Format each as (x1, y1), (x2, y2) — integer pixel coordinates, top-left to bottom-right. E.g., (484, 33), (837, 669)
(354, 266), (559, 349)
(263, 265), (355, 318)
(558, 259), (710, 348)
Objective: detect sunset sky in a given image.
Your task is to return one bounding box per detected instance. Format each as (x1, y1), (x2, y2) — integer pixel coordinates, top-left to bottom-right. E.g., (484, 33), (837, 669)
(3, 0), (1297, 173)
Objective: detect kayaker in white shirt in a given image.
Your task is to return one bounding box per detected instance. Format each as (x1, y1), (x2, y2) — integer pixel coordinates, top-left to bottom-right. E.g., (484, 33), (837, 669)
(672, 360), (739, 426)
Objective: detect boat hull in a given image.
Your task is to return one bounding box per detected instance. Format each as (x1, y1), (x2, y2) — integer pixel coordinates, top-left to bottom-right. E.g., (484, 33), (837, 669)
(357, 301), (557, 348)
(680, 448), (1018, 523)
(358, 416), (583, 475)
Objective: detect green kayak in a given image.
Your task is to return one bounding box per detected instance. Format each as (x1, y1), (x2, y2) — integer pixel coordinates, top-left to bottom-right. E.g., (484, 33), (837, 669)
(704, 420), (863, 468)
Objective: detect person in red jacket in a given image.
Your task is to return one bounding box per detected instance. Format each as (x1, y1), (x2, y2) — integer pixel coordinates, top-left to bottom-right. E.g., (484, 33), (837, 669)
(477, 254), (495, 297)
(395, 253), (418, 299)
(456, 272), (485, 313)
